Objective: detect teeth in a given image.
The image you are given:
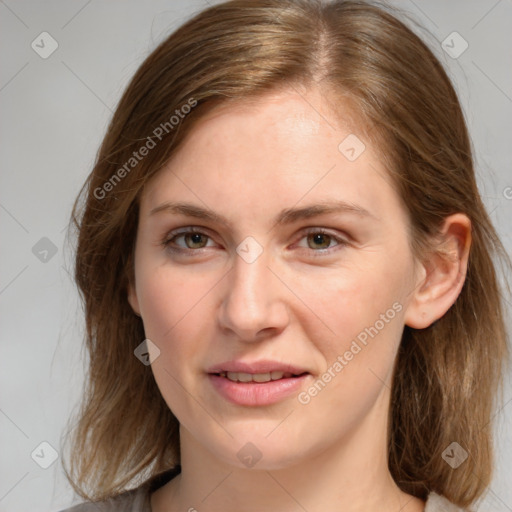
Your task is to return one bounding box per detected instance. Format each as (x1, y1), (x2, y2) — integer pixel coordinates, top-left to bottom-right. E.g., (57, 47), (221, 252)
(253, 372), (272, 382)
(219, 371), (295, 382)
(230, 371), (254, 382)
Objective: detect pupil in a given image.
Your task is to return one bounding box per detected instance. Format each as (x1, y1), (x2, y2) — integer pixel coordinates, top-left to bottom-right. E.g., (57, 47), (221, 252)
(187, 233), (204, 247)
(310, 233), (330, 249)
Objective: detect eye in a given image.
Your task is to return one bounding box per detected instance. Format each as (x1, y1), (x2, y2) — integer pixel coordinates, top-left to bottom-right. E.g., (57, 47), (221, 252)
(305, 232), (335, 250)
(161, 227), (349, 257)
(296, 229), (348, 253)
(178, 232), (210, 249)
(162, 228), (216, 252)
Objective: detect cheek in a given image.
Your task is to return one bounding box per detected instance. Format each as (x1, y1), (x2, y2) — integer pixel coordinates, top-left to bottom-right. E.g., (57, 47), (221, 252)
(135, 266), (219, 404)
(319, 259), (409, 397)
(137, 267), (218, 422)
(290, 254), (409, 351)
(137, 264), (218, 341)
(295, 275), (405, 432)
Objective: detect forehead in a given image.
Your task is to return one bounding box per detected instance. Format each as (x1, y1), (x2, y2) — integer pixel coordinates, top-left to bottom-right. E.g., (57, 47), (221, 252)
(186, 87), (358, 149)
(140, 88), (403, 227)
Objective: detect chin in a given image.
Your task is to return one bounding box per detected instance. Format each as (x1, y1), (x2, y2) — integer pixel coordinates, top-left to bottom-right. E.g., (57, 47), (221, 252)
(202, 430), (317, 472)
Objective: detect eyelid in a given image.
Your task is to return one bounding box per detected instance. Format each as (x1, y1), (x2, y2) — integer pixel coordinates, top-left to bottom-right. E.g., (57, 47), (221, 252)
(293, 227), (350, 251)
(164, 225), (215, 239)
(161, 226), (220, 251)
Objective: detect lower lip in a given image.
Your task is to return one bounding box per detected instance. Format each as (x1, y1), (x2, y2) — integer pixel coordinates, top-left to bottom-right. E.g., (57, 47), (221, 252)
(208, 373), (310, 406)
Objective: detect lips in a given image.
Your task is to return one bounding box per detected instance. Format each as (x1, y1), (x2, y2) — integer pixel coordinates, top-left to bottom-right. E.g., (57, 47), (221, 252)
(206, 360), (311, 406)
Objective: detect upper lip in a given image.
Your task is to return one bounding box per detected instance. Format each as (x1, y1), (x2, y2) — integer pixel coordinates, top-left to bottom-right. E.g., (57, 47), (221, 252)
(206, 359), (310, 375)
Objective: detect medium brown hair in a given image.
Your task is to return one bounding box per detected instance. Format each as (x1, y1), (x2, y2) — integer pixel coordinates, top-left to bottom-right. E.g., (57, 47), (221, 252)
(62, 0), (510, 507)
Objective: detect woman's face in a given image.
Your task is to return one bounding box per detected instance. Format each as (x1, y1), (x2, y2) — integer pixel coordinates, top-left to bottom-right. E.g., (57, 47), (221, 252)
(128, 87), (421, 469)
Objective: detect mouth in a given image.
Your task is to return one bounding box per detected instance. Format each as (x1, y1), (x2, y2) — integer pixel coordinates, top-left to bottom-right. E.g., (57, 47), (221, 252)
(211, 370), (309, 383)
(206, 362), (311, 406)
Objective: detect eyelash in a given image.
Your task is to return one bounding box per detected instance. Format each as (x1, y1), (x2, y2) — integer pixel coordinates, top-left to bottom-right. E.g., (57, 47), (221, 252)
(161, 226), (349, 257)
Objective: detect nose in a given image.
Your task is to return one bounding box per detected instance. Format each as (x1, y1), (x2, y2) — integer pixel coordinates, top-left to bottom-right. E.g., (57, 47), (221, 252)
(217, 248), (290, 342)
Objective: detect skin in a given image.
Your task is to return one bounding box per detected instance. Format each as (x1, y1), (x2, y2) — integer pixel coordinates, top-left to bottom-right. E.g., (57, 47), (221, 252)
(128, 86), (471, 512)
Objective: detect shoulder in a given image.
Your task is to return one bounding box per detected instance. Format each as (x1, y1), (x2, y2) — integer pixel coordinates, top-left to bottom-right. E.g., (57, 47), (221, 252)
(57, 467), (180, 512)
(425, 492), (469, 512)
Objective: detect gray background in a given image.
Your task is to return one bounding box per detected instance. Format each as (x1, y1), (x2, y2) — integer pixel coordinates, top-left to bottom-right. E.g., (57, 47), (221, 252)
(0, 1), (511, 511)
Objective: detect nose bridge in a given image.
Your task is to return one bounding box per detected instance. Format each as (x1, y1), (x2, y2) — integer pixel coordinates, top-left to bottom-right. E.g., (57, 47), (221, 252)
(232, 251), (269, 306)
(219, 243), (287, 340)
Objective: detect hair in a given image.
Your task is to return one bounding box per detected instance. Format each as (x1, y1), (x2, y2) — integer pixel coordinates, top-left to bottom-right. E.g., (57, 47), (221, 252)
(62, 0), (510, 508)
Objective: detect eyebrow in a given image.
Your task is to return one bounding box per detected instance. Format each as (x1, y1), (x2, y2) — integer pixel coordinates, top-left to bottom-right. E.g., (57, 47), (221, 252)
(149, 199), (375, 229)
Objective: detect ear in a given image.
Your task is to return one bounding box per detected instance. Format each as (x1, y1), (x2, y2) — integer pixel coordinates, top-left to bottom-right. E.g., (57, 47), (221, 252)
(127, 281), (141, 316)
(404, 213), (471, 329)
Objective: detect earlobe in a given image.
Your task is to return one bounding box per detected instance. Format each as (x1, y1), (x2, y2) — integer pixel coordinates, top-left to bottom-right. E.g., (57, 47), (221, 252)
(404, 213), (471, 329)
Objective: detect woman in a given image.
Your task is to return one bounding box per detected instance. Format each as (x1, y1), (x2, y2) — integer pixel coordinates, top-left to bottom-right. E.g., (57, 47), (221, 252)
(60, 1), (510, 511)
